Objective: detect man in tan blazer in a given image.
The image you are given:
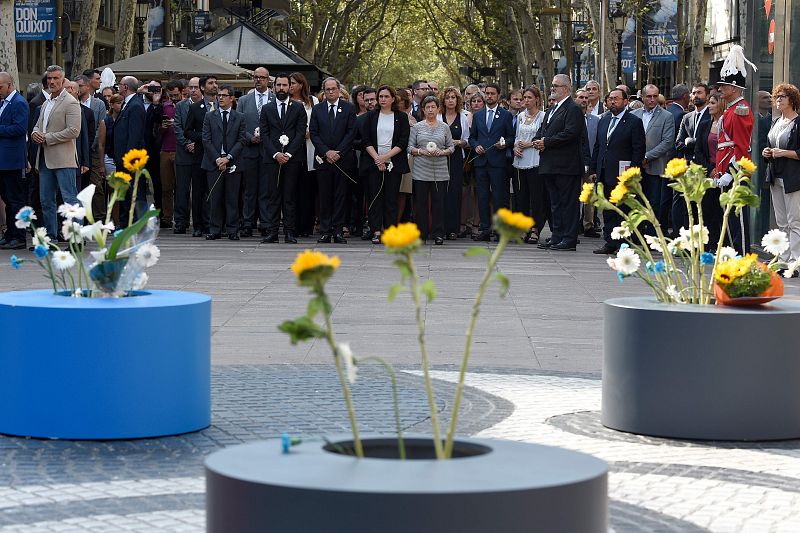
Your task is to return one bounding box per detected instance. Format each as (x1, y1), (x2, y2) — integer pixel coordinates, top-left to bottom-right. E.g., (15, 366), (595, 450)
(31, 65), (81, 239)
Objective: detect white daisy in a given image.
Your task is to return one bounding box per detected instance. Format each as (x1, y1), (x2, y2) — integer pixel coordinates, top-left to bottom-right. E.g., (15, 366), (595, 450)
(61, 220), (83, 243)
(338, 342), (358, 384)
(135, 243), (160, 267)
(717, 246), (738, 262)
(57, 202), (86, 221)
(665, 284), (684, 303)
(761, 229), (790, 257)
(610, 224), (631, 240)
(784, 258), (800, 278)
(14, 206), (37, 229)
(678, 225), (709, 249)
(52, 251), (76, 270)
(644, 234), (663, 252)
(279, 134), (289, 146)
(615, 248), (641, 275)
(426, 141), (438, 152)
(80, 222), (103, 242)
(606, 257), (618, 270)
(315, 155), (324, 165)
(32, 227), (51, 247)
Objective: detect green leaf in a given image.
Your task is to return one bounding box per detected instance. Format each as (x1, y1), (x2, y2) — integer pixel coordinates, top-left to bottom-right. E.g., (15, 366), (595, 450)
(495, 272), (510, 298)
(307, 296), (325, 318)
(464, 246), (491, 257)
(392, 259), (412, 280)
(278, 316), (325, 345)
(421, 279), (436, 302)
(387, 283), (403, 302)
(107, 210), (160, 260)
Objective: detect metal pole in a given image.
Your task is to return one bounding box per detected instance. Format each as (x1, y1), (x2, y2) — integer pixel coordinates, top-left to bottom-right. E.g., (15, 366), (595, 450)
(138, 19), (145, 55)
(617, 36), (623, 85)
(55, 0), (64, 66)
(599, 0), (607, 93)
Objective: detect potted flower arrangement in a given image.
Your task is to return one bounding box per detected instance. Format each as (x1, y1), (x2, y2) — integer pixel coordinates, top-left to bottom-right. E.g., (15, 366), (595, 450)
(0, 149), (211, 439)
(582, 157), (800, 440)
(204, 209), (609, 533)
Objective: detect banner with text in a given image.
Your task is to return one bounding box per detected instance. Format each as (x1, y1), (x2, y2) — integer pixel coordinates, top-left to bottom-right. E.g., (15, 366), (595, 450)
(644, 0), (678, 61)
(14, 0), (56, 41)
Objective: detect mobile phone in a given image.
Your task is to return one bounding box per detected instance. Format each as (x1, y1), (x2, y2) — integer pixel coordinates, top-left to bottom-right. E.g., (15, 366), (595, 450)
(148, 86), (161, 93)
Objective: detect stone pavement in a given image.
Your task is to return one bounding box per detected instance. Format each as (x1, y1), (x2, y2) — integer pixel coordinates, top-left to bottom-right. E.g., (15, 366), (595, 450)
(2, 234), (800, 531)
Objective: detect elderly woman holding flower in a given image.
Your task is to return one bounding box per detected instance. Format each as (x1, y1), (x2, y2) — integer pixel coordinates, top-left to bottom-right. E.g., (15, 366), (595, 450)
(408, 95), (455, 244)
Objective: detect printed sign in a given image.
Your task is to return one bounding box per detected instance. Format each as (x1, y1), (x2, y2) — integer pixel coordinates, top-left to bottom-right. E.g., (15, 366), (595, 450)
(644, 0), (678, 61)
(14, 0), (56, 41)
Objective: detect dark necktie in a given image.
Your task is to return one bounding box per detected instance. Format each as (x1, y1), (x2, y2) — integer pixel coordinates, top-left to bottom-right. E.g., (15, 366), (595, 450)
(222, 110), (228, 152)
(281, 102), (286, 120)
(329, 104), (335, 127)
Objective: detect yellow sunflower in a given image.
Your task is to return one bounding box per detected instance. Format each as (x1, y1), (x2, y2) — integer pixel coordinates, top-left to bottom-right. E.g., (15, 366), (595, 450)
(496, 208), (534, 232)
(114, 171), (132, 183)
(122, 149), (149, 172)
(291, 250), (340, 278)
(617, 166), (641, 185)
(609, 183), (628, 204)
(737, 157), (756, 174)
(664, 158), (688, 179)
(381, 223), (421, 250)
(579, 182), (594, 203)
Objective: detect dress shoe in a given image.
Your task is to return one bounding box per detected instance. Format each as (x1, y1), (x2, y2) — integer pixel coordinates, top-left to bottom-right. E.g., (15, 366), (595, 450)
(371, 233), (381, 245)
(174, 227), (186, 235)
(492, 232), (500, 243)
(537, 239), (553, 249)
(261, 233), (279, 243)
(550, 242), (576, 251)
(434, 237), (444, 245)
(205, 233), (220, 240)
(457, 228), (472, 238)
(317, 234), (332, 244)
(584, 228), (601, 238)
(0, 239), (25, 250)
(228, 233), (240, 241)
(192, 229), (203, 237)
(160, 221), (172, 229)
(284, 233), (297, 244)
(593, 244), (618, 255)
(259, 229), (269, 237)
(241, 228), (253, 238)
(446, 232), (457, 240)
(473, 231), (491, 242)
(334, 233), (347, 244)
(361, 229), (372, 240)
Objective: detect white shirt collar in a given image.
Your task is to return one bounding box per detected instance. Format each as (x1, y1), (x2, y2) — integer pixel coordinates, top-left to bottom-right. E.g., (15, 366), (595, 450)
(124, 93), (136, 105)
(256, 89), (269, 98)
(611, 108), (626, 120)
(486, 105), (498, 114)
(276, 97), (289, 105)
(556, 95), (570, 107)
(2, 89), (17, 103)
(643, 106), (656, 115)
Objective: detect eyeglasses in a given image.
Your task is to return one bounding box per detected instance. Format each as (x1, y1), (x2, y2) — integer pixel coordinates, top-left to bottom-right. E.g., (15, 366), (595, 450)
(776, 94), (788, 100)
(253, 76), (269, 80)
(218, 93), (233, 98)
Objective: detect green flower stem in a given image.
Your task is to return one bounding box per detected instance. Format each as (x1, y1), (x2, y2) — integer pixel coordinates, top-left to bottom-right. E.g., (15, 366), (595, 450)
(406, 252), (445, 460)
(444, 235), (509, 458)
(360, 356), (406, 460)
(684, 199), (699, 302)
(319, 285), (364, 458)
(634, 186), (685, 294)
(42, 252), (59, 293)
(128, 171), (141, 228)
(696, 208), (710, 304)
(707, 172), (742, 298)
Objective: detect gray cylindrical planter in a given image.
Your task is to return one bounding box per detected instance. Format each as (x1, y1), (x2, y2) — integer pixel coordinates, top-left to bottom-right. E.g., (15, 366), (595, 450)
(205, 436), (608, 533)
(603, 297), (800, 440)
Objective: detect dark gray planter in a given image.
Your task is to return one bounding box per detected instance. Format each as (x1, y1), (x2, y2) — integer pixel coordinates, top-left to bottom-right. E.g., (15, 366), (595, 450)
(603, 297), (800, 440)
(205, 435), (608, 533)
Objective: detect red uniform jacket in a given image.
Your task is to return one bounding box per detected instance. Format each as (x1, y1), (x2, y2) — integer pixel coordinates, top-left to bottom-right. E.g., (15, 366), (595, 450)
(715, 97), (754, 174)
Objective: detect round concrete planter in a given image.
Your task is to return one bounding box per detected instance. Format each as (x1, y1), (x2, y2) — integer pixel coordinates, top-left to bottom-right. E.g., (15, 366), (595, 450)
(602, 297), (800, 440)
(205, 435), (608, 533)
(0, 289), (211, 439)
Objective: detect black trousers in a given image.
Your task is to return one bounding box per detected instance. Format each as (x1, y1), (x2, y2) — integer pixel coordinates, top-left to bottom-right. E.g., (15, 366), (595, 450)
(317, 165), (349, 236)
(445, 151), (465, 234)
(174, 163), (192, 229)
(701, 187), (723, 251)
(346, 169), (366, 234)
(207, 169), (241, 235)
(367, 167), (401, 233)
(146, 148), (162, 213)
(523, 167), (550, 233)
(414, 180), (446, 240)
(190, 161), (209, 231)
(266, 161), (300, 235)
(543, 173), (581, 246)
(296, 167), (317, 236)
(241, 156), (269, 231)
(0, 169), (28, 241)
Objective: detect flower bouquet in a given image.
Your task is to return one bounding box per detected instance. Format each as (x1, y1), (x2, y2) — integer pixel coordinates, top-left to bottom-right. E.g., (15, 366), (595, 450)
(279, 208), (532, 459)
(10, 149), (161, 297)
(581, 157), (799, 305)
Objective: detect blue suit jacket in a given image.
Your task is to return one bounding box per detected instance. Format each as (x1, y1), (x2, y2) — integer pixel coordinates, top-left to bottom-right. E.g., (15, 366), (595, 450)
(591, 110), (646, 184)
(113, 94), (146, 166)
(469, 107), (515, 168)
(0, 91), (30, 170)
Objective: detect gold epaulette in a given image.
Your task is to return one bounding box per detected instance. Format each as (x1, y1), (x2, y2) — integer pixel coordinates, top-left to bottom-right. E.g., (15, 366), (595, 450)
(735, 104), (749, 116)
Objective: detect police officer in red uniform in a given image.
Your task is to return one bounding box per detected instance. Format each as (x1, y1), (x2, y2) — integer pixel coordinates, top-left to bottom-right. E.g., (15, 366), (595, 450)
(714, 45), (758, 254)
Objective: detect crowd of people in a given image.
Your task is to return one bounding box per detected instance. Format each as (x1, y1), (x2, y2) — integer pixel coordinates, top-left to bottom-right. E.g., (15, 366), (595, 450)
(0, 48), (797, 270)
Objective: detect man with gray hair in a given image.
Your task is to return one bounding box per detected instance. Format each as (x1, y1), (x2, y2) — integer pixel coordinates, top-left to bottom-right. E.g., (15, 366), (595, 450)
(76, 74), (107, 219)
(584, 80), (602, 115)
(0, 72), (30, 250)
(114, 75), (148, 225)
(31, 65), (81, 239)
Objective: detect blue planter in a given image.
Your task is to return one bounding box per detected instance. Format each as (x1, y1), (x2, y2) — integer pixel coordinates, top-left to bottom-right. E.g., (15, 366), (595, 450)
(0, 289), (211, 439)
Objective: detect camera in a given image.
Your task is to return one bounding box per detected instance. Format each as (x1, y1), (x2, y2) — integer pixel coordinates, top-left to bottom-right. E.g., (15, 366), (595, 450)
(148, 85), (161, 93)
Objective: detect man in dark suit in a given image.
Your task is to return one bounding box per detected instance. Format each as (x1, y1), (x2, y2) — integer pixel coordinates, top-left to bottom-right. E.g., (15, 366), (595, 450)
(184, 76), (219, 236)
(236, 67), (275, 238)
(113, 76), (147, 226)
(589, 88), (646, 254)
(259, 73), (307, 244)
(533, 74), (587, 251)
(76, 74), (107, 220)
(468, 82), (516, 241)
(310, 77), (358, 244)
(0, 72), (30, 250)
(65, 80), (94, 191)
(140, 80), (164, 222)
(173, 76), (202, 233)
(201, 84), (246, 240)
(673, 83), (712, 233)
(353, 88), (377, 239)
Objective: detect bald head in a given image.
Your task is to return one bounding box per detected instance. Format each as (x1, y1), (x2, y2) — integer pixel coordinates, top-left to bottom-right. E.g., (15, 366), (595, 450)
(0, 72), (13, 99)
(119, 76), (140, 96)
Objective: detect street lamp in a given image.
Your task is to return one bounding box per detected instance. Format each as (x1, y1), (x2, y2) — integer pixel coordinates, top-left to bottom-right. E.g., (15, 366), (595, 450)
(135, 0), (150, 55)
(611, 5), (626, 84)
(551, 43), (563, 73)
(573, 30), (586, 89)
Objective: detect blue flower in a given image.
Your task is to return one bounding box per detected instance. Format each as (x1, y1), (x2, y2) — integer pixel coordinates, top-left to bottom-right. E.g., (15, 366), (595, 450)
(281, 433), (291, 453)
(33, 244), (48, 259)
(653, 260), (665, 273)
(646, 261), (654, 273)
(700, 252), (715, 265)
(620, 243), (630, 250)
(113, 229), (123, 238)
(617, 271), (625, 282)
(15, 206), (34, 223)
(10, 255), (22, 269)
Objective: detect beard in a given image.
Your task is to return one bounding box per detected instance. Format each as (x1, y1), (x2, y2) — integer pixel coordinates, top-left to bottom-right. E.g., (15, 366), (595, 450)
(693, 98), (706, 107)
(276, 90), (289, 101)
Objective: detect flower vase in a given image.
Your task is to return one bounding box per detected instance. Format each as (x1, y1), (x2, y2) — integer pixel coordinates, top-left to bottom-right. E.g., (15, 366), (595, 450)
(89, 257), (130, 294)
(714, 268), (785, 306)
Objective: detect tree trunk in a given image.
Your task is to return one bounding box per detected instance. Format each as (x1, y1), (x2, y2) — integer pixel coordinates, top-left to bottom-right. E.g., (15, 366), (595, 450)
(114, 0), (136, 61)
(508, 6), (532, 87)
(687, 0), (707, 83)
(586, 0), (617, 93)
(0, 0), (18, 81)
(73, 0), (102, 76)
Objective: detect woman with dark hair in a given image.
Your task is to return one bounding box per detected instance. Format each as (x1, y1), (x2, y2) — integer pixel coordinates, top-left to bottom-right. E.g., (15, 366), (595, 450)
(695, 93), (725, 249)
(763, 82), (800, 269)
(441, 86), (470, 239)
(513, 86), (546, 243)
(362, 85), (410, 243)
(408, 95), (455, 244)
(351, 85), (368, 115)
(289, 71), (319, 237)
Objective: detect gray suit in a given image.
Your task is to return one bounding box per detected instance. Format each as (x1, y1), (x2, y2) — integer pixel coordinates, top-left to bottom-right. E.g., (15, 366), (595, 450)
(632, 105), (675, 231)
(202, 107), (246, 236)
(172, 98), (194, 230)
(83, 96), (106, 151)
(235, 90), (273, 232)
(582, 112), (600, 231)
